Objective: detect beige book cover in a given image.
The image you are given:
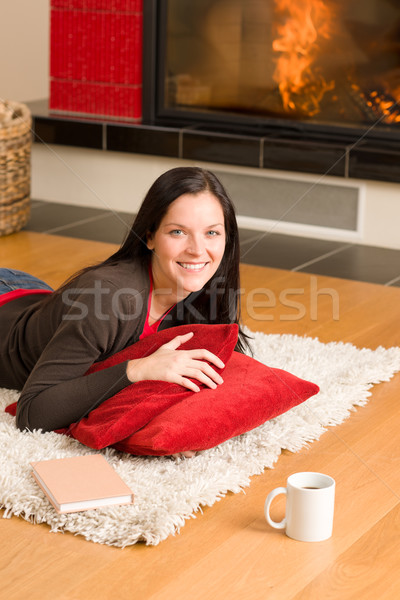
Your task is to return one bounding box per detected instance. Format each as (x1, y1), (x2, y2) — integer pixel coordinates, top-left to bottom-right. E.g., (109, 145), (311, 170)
(30, 454), (134, 514)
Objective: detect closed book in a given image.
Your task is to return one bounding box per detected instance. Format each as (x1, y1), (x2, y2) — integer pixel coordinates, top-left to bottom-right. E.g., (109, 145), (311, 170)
(30, 454), (134, 514)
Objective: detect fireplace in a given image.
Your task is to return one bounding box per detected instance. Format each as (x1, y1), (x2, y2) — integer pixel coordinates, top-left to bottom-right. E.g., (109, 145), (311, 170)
(29, 0), (400, 186)
(143, 0), (400, 143)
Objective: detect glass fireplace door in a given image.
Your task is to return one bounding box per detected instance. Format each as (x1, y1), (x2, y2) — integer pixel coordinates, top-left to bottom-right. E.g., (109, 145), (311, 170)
(158, 0), (400, 133)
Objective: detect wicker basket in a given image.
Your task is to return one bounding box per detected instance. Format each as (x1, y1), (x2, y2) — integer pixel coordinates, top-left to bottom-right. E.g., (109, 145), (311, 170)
(0, 100), (31, 236)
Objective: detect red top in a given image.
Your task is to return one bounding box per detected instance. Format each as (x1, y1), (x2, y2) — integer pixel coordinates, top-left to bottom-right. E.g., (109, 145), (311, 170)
(139, 269), (175, 339)
(0, 288), (52, 308)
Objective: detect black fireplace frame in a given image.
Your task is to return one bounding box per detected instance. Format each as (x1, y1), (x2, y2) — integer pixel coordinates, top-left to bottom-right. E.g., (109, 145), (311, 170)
(142, 0), (400, 145)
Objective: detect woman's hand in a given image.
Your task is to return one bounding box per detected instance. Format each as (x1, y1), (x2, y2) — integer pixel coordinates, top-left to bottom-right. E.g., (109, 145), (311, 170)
(126, 332), (224, 392)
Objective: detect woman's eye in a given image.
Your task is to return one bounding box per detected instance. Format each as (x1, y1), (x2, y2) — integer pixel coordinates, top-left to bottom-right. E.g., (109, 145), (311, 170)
(207, 230), (220, 236)
(170, 229), (183, 236)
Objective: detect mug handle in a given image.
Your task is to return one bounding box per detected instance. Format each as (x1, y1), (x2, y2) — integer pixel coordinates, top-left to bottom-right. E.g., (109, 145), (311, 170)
(264, 487), (287, 529)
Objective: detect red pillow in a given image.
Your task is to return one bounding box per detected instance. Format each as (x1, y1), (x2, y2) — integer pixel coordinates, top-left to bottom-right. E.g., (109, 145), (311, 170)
(5, 323), (319, 456)
(113, 351), (320, 455)
(65, 323), (239, 449)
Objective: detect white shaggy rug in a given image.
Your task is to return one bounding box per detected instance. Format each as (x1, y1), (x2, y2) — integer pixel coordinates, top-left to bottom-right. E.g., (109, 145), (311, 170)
(1, 329), (400, 547)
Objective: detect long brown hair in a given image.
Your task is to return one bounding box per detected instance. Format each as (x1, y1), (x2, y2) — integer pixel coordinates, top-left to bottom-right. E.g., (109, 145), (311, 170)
(56, 167), (250, 352)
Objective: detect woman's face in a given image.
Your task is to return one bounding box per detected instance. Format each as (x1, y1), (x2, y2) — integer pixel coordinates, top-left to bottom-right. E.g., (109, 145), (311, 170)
(147, 191), (226, 299)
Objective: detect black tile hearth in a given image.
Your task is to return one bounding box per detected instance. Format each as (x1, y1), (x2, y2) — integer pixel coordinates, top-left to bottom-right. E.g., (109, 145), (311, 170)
(181, 129), (261, 168)
(27, 100), (400, 183)
(107, 123), (180, 158)
(263, 137), (347, 177)
(348, 140), (400, 184)
(26, 202), (133, 244)
(27, 202), (109, 233)
(239, 232), (348, 271)
(34, 117), (103, 150)
(238, 229), (267, 246)
(300, 243), (400, 285)
(24, 200), (400, 286)
(53, 211), (133, 244)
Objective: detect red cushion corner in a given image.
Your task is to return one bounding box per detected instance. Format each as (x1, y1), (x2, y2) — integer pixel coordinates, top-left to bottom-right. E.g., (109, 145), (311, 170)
(115, 351), (319, 455)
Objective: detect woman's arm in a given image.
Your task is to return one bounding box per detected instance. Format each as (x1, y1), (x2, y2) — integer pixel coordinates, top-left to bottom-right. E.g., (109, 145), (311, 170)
(17, 332), (226, 432)
(16, 361), (131, 432)
(16, 279), (141, 432)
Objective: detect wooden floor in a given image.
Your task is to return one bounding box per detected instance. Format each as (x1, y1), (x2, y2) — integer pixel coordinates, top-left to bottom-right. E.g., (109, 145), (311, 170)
(2, 231), (400, 600)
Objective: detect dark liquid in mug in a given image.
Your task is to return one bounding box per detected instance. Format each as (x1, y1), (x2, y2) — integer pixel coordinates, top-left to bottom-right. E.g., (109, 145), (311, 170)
(302, 486), (320, 489)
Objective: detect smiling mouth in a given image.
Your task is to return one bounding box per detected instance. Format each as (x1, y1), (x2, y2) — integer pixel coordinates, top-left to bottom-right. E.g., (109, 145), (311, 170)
(177, 262), (208, 271)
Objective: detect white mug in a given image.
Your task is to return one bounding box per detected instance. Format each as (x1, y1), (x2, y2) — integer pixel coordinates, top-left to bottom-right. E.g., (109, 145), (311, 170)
(264, 472), (335, 542)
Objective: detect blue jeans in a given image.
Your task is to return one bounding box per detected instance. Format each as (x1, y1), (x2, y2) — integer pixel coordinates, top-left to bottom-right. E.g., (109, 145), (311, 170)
(0, 269), (53, 295)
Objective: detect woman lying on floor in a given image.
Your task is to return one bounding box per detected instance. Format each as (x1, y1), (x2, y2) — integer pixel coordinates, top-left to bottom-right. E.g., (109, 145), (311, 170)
(0, 167), (248, 455)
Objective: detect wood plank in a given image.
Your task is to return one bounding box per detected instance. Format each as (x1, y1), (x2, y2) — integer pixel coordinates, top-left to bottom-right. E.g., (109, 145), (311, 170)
(239, 264), (400, 348)
(0, 516), (119, 600)
(292, 505), (400, 600)
(0, 231), (117, 288)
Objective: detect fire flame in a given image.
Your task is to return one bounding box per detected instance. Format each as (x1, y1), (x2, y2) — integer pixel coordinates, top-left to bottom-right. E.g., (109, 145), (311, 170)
(350, 82), (400, 124)
(272, 0), (334, 116)
(368, 88), (400, 124)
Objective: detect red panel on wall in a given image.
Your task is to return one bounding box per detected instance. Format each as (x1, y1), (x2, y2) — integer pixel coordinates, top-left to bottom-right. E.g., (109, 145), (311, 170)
(49, 0), (143, 121)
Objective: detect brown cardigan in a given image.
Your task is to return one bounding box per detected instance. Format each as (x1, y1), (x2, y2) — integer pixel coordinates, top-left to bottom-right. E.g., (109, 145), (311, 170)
(0, 261), (157, 432)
